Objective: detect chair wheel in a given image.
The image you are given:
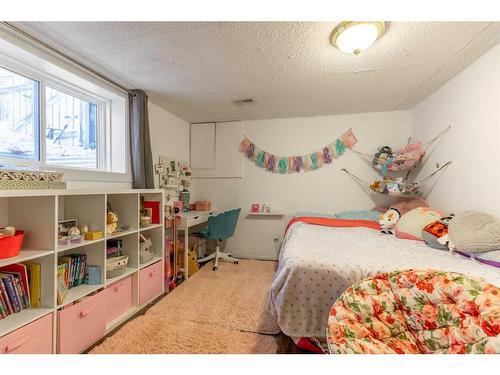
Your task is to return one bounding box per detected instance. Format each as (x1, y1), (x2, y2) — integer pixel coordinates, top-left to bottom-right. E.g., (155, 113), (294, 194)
(213, 266), (218, 271)
(234, 261), (239, 264)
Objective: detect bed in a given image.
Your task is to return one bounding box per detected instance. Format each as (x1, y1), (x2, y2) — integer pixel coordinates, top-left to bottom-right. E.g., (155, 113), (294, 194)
(266, 217), (500, 343)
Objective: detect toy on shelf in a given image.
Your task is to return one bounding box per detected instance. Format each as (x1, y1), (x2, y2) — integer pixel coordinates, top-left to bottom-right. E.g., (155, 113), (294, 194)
(85, 231), (104, 241)
(143, 200), (161, 224)
(140, 209), (151, 227)
(107, 211), (119, 235)
(58, 219), (83, 245)
(80, 224), (89, 236)
(139, 233), (154, 264)
(0, 226), (16, 237)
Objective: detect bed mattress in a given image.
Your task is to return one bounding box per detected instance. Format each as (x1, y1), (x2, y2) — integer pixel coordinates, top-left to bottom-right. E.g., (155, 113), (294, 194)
(266, 221), (500, 339)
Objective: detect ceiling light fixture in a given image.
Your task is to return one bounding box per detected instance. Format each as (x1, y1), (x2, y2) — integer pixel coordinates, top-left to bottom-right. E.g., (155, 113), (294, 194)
(330, 21), (386, 55)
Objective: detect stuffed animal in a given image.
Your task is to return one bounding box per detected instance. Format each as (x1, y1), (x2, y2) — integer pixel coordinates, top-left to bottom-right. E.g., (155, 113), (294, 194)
(68, 226), (80, 237)
(379, 208), (401, 234)
(176, 247), (200, 277)
(373, 146), (394, 172)
(80, 224), (89, 235)
(0, 226), (16, 237)
(107, 211), (119, 234)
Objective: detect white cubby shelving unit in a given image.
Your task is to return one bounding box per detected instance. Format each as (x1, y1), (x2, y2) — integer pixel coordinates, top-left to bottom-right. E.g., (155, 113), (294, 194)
(0, 189), (165, 354)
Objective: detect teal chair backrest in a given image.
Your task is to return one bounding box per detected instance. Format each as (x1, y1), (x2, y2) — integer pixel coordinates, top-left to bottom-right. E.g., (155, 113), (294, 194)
(207, 208), (241, 241)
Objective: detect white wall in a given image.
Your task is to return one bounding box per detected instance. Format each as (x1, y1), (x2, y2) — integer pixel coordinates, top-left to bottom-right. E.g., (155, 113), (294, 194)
(191, 111), (412, 259)
(411, 43), (500, 217)
(66, 101), (189, 189)
(148, 101), (190, 188)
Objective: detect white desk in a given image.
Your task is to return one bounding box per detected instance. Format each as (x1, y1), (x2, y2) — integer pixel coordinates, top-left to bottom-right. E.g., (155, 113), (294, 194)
(177, 209), (217, 279)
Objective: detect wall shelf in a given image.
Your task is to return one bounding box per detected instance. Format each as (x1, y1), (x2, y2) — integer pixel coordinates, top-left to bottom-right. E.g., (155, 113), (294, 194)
(246, 211), (285, 217)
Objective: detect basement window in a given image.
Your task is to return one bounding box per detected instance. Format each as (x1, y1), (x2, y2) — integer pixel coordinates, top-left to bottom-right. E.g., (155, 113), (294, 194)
(0, 66), (40, 160)
(45, 86), (99, 169)
(0, 33), (129, 182)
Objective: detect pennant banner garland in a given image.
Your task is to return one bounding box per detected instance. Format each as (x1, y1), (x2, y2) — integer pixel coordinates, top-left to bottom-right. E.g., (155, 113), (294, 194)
(239, 128), (357, 174)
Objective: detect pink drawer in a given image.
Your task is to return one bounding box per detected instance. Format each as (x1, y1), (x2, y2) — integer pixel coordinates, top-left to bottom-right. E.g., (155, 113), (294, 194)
(139, 261), (163, 305)
(0, 313), (53, 354)
(57, 290), (106, 354)
(105, 276), (133, 323)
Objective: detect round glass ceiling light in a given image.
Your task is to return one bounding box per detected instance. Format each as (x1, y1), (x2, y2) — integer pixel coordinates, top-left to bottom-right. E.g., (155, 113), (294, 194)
(331, 21), (386, 55)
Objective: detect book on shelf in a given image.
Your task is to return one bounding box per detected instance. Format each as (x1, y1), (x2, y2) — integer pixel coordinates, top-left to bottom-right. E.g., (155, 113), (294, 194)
(56, 254), (90, 304)
(0, 263), (31, 309)
(0, 263), (33, 319)
(25, 262), (41, 308)
(56, 264), (68, 305)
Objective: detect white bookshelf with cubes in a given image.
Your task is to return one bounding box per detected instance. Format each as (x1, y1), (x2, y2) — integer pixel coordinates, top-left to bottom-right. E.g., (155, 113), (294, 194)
(0, 189), (165, 354)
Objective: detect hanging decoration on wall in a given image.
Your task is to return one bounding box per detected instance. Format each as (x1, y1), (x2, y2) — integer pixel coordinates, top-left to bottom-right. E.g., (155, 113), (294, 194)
(239, 129), (357, 174)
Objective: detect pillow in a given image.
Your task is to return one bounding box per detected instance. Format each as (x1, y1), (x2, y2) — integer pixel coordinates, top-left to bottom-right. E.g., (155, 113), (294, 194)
(391, 197), (428, 216)
(448, 211), (500, 253)
(395, 207), (444, 241)
(295, 212), (337, 219)
(335, 210), (382, 222)
(422, 219), (449, 250)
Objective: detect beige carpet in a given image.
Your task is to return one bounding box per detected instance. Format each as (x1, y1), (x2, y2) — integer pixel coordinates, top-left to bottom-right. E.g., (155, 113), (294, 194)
(90, 259), (279, 354)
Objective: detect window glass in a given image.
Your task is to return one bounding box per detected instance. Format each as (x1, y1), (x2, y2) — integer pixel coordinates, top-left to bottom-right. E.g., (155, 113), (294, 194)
(0, 66), (39, 160)
(45, 86), (98, 169)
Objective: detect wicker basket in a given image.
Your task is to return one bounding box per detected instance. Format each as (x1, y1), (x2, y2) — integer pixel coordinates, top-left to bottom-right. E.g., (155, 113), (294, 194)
(106, 255), (129, 279)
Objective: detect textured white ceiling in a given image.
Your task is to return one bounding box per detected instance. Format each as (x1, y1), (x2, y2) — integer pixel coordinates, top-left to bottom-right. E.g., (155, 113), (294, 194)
(13, 21), (500, 122)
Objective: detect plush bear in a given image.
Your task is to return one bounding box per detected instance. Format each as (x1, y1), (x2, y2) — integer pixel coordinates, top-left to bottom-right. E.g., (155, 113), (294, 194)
(107, 211), (119, 235)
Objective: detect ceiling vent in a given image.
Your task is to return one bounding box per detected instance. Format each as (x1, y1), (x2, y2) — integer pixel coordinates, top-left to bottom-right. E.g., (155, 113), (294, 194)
(232, 98), (254, 104)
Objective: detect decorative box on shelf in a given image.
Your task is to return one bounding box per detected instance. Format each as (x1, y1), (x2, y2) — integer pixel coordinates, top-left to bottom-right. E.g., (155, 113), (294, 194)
(0, 169), (66, 190)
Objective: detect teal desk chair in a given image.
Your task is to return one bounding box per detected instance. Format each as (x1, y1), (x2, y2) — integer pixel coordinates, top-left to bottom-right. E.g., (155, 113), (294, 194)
(197, 208), (241, 271)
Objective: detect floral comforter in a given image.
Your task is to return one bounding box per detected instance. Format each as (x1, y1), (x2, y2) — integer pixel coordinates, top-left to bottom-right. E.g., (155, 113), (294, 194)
(327, 270), (499, 353)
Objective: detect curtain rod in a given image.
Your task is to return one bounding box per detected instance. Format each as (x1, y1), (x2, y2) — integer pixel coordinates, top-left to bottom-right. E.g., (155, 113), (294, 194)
(1, 22), (137, 97)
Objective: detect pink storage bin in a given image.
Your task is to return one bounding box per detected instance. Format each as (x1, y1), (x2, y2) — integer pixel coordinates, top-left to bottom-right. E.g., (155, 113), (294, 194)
(105, 276), (133, 324)
(139, 261), (163, 306)
(57, 290), (106, 354)
(0, 313), (53, 354)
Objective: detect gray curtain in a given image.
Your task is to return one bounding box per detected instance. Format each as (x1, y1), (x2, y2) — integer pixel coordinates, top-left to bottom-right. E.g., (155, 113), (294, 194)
(129, 89), (154, 189)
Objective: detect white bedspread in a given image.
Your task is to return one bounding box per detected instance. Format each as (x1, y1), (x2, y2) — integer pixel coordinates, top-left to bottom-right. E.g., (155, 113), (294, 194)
(266, 222), (500, 339)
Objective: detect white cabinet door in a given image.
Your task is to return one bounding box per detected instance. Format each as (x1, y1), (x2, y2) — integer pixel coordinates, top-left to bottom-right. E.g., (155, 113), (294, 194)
(191, 121), (242, 178)
(190, 123), (215, 169)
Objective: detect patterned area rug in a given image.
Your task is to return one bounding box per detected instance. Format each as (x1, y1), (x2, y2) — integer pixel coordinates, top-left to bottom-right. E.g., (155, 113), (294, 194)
(90, 259), (279, 354)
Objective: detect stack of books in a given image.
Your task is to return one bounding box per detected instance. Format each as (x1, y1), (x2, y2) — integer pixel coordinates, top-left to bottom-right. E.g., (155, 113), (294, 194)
(0, 263), (41, 320)
(57, 254), (87, 305)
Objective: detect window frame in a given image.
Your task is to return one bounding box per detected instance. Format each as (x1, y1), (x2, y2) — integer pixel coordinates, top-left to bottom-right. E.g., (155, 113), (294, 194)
(43, 80), (107, 171)
(0, 51), (128, 180)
